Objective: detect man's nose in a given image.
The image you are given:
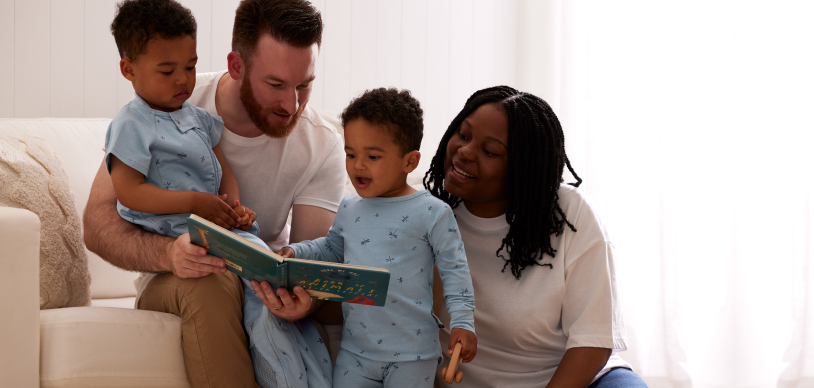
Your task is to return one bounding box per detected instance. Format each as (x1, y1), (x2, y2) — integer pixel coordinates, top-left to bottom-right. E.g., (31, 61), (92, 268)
(280, 87), (299, 115)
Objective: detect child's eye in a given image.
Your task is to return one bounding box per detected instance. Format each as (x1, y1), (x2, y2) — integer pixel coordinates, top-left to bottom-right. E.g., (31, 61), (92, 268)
(346, 154), (355, 159)
(484, 149), (495, 156)
(161, 71), (172, 76)
(268, 83), (282, 88)
(186, 66), (195, 71)
(458, 131), (468, 141)
(368, 155), (379, 160)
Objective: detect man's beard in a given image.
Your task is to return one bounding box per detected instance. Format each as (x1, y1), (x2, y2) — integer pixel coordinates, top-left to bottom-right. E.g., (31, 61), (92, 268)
(239, 73), (306, 138)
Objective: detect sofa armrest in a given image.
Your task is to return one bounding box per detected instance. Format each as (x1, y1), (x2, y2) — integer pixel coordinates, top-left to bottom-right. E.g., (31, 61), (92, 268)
(0, 207), (41, 387)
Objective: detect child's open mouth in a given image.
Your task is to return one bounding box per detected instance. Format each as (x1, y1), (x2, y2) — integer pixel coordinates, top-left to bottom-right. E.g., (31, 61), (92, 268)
(356, 177), (372, 189)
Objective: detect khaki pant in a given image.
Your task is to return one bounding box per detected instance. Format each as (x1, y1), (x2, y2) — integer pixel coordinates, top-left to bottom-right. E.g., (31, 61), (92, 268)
(138, 272), (256, 388)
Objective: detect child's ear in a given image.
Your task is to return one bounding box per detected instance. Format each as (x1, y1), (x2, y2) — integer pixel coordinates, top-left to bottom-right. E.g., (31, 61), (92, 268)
(227, 51), (246, 81)
(403, 150), (421, 173)
(119, 58), (135, 81)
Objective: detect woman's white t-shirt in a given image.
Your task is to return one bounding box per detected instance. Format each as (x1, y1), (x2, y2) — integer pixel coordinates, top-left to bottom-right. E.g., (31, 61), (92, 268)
(435, 184), (631, 387)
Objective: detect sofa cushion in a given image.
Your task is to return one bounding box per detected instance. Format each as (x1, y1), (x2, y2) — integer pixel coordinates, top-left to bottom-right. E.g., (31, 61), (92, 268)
(91, 297), (137, 309)
(0, 134), (91, 309)
(0, 119), (140, 299)
(40, 307), (188, 388)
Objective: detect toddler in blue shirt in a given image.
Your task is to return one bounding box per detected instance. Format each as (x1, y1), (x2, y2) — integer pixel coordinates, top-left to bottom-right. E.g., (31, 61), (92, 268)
(277, 88), (478, 388)
(105, 0), (257, 238)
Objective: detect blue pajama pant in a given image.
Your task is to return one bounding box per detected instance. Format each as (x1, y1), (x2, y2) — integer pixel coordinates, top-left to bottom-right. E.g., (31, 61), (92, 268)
(237, 226), (332, 388)
(333, 348), (440, 388)
(242, 278), (333, 388)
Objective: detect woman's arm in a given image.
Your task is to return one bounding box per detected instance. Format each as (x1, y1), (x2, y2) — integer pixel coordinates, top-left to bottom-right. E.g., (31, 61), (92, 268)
(547, 347), (612, 388)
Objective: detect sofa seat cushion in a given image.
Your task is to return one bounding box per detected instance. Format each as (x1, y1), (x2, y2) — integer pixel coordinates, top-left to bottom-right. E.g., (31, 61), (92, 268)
(91, 297), (137, 309)
(40, 307), (188, 388)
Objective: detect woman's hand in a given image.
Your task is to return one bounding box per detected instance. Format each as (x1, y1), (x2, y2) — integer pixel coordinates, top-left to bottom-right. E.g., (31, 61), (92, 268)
(250, 280), (314, 322)
(191, 193), (240, 229)
(449, 328), (478, 363)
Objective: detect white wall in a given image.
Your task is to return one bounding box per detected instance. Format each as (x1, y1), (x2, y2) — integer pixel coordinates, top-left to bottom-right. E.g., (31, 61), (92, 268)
(0, 0), (522, 173)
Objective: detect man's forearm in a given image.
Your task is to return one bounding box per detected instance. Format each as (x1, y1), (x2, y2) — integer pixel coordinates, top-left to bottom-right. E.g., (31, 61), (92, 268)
(83, 161), (172, 273)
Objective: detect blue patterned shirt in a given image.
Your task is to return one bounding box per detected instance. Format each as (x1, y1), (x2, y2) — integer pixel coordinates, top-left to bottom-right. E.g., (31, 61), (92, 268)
(104, 93), (225, 237)
(289, 190), (475, 362)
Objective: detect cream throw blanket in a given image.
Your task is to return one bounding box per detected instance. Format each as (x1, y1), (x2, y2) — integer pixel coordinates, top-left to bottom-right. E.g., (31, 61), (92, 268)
(0, 134), (91, 309)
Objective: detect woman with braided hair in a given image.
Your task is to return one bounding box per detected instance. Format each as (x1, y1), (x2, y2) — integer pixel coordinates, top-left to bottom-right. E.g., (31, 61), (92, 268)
(429, 86), (647, 387)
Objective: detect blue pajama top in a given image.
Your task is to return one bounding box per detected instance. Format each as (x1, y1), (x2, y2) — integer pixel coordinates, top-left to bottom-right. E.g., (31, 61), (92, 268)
(104, 93), (226, 237)
(288, 191), (475, 362)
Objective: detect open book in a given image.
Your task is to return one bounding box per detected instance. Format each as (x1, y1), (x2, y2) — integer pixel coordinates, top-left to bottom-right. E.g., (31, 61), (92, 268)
(187, 215), (390, 306)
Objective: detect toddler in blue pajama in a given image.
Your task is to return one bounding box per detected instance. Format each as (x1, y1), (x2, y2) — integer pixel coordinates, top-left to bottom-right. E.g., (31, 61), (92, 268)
(105, 2), (332, 387)
(277, 88), (478, 387)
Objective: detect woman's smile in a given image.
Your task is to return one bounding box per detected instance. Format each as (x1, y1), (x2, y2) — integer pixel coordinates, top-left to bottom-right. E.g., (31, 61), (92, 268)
(451, 163), (476, 180)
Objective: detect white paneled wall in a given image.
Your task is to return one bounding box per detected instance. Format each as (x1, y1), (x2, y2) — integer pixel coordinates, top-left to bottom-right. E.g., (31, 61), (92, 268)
(2, 0), (520, 172)
(0, 0), (15, 118)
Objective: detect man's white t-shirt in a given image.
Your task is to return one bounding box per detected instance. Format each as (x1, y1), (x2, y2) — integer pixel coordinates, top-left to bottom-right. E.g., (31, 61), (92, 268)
(435, 184), (631, 387)
(134, 71), (346, 299)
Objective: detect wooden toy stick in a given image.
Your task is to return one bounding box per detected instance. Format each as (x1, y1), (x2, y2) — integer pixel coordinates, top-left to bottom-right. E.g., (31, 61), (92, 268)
(234, 206), (249, 224)
(441, 342), (464, 384)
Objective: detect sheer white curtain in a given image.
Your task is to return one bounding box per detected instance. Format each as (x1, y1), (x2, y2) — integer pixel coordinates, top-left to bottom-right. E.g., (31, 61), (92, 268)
(517, 1), (814, 387)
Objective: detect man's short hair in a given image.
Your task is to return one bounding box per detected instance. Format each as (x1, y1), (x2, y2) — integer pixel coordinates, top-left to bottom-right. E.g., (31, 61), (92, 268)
(232, 0), (323, 66)
(110, 0), (197, 62)
(341, 88), (424, 156)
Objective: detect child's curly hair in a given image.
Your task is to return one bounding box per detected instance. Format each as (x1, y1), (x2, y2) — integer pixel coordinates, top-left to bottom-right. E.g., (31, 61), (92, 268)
(340, 88), (424, 156)
(110, 0), (197, 62)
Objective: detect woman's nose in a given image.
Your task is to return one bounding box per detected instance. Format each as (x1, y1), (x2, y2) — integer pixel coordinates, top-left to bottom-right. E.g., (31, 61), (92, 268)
(457, 143), (476, 161)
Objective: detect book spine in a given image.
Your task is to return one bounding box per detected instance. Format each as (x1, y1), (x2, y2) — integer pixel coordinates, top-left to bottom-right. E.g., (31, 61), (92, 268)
(279, 261), (288, 290)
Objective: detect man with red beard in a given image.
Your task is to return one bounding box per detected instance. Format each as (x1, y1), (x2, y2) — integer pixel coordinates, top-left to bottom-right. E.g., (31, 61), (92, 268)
(84, 1), (344, 387)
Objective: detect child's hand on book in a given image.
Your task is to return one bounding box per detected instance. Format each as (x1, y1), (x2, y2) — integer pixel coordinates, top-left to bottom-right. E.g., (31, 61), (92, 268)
(449, 328), (478, 363)
(230, 200), (256, 231)
(190, 193), (241, 229)
(276, 247), (295, 258)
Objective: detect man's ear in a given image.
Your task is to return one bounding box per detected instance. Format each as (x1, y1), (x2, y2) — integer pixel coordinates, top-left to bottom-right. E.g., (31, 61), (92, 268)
(403, 150), (421, 173)
(227, 51), (246, 81)
(119, 58), (135, 81)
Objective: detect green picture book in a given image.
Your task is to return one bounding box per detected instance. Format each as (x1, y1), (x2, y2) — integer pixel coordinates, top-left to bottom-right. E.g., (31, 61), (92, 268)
(187, 214), (390, 306)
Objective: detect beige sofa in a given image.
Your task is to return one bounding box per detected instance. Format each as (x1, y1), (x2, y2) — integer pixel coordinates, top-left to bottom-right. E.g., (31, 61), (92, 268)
(0, 114), (409, 388)
(1, 118), (194, 388)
